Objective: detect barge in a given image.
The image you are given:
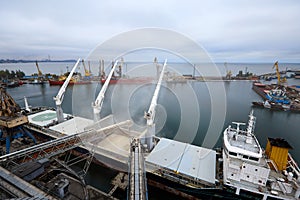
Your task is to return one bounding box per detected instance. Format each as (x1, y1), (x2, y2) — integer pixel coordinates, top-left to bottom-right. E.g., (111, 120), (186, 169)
(252, 82), (300, 112)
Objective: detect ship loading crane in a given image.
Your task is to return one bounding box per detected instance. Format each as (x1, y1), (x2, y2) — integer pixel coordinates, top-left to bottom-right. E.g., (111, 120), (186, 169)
(128, 59), (167, 200)
(54, 58), (81, 123)
(144, 59), (167, 150)
(0, 87), (36, 154)
(92, 60), (119, 122)
(273, 61), (287, 85)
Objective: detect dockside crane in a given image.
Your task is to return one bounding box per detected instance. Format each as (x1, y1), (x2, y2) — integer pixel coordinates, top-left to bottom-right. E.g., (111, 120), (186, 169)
(35, 61), (43, 77)
(92, 60), (119, 122)
(82, 59), (91, 77)
(144, 59), (167, 150)
(273, 61), (287, 85)
(54, 58), (81, 123)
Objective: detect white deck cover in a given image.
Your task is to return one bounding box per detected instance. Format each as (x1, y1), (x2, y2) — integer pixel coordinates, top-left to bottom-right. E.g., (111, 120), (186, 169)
(146, 138), (216, 184)
(28, 110), (68, 127)
(28, 110), (93, 135)
(50, 117), (93, 135)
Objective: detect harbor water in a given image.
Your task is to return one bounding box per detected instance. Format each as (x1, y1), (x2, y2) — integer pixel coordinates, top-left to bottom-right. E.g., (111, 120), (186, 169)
(2, 61), (300, 199)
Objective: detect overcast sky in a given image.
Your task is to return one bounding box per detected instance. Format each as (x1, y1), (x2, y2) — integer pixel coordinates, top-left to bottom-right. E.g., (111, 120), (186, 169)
(0, 0), (299, 62)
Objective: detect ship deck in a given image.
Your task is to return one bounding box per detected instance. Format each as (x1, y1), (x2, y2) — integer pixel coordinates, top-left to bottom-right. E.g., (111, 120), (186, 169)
(225, 128), (261, 156)
(27, 109), (94, 135)
(146, 138), (216, 185)
(227, 130), (260, 154)
(27, 110), (217, 186)
(28, 111), (145, 171)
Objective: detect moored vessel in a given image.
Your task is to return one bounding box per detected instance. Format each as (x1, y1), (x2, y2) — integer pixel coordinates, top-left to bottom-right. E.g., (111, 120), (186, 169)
(222, 111), (300, 199)
(49, 79), (91, 86)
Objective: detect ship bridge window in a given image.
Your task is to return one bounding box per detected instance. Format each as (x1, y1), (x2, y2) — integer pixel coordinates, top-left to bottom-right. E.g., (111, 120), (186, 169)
(243, 155), (249, 159)
(229, 151), (237, 157)
(249, 157), (259, 162)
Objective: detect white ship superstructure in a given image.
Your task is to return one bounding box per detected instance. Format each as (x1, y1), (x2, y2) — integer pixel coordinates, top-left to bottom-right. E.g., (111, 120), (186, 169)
(223, 110), (300, 199)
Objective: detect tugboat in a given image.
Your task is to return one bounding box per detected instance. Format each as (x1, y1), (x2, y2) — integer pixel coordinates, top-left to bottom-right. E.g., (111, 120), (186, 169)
(223, 111), (300, 199)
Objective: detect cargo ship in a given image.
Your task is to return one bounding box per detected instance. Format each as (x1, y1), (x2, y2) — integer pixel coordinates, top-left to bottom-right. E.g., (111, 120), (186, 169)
(1, 59), (299, 199)
(49, 79), (91, 86)
(221, 111), (300, 199)
(100, 76), (153, 84)
(49, 74), (91, 86)
(18, 100), (299, 200)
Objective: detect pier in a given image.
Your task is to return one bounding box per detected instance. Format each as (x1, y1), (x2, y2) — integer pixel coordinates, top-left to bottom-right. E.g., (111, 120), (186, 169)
(252, 82), (300, 112)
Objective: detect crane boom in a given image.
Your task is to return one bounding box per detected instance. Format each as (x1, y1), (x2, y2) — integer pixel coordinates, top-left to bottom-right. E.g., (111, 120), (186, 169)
(92, 60), (119, 122)
(35, 61), (43, 76)
(82, 59), (91, 77)
(273, 61), (286, 85)
(144, 59), (167, 150)
(53, 58), (81, 123)
(145, 59), (167, 126)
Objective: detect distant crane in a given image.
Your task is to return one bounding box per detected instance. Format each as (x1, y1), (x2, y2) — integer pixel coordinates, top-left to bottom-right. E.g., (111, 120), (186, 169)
(92, 60), (119, 122)
(273, 61), (286, 85)
(99, 59), (105, 78)
(53, 58), (81, 123)
(224, 62), (232, 80)
(35, 61), (43, 77)
(116, 57), (124, 77)
(144, 59), (167, 150)
(82, 59), (91, 77)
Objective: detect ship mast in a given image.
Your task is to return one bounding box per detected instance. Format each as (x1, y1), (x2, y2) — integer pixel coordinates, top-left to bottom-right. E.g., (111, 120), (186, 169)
(144, 59), (167, 150)
(246, 110), (256, 136)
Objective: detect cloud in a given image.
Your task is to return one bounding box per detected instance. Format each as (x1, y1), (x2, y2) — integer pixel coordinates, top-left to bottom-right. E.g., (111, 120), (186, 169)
(0, 0), (299, 62)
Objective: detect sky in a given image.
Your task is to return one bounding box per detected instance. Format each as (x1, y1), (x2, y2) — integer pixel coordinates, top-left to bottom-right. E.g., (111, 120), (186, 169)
(0, 0), (300, 62)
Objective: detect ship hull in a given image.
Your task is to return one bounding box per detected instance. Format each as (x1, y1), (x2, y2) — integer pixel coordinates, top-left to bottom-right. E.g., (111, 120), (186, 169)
(49, 80), (91, 86)
(100, 77), (153, 84)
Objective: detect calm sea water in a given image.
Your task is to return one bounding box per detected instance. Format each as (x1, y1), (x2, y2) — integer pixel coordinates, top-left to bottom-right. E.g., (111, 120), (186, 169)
(3, 62), (300, 199)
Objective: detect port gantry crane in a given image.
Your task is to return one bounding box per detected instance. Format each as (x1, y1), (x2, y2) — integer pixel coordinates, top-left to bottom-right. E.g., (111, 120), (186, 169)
(0, 87), (36, 154)
(92, 60), (119, 122)
(54, 58), (81, 123)
(273, 61), (287, 85)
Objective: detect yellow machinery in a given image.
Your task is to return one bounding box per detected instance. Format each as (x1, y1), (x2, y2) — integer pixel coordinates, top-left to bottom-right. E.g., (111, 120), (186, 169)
(82, 59), (91, 77)
(224, 62), (232, 80)
(273, 61), (286, 85)
(35, 61), (43, 77)
(266, 137), (293, 171)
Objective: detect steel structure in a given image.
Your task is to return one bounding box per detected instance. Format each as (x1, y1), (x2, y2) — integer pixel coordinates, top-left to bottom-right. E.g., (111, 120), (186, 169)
(53, 58), (81, 123)
(273, 61), (286, 85)
(144, 59), (167, 150)
(128, 138), (148, 200)
(92, 60), (119, 122)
